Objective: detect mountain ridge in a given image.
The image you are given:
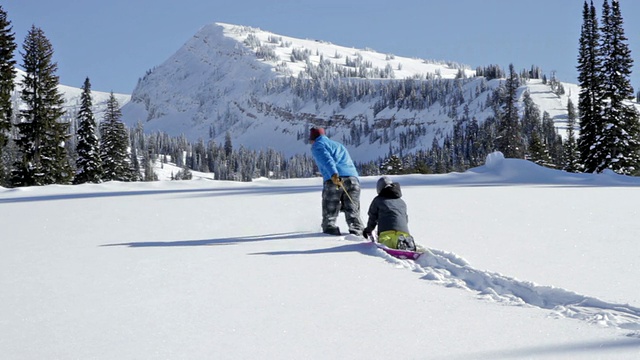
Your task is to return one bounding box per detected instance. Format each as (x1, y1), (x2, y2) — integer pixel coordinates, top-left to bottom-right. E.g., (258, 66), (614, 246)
(119, 23), (589, 162)
(13, 22), (639, 165)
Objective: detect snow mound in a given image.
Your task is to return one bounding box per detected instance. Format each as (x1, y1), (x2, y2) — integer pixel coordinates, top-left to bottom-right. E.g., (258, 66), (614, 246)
(484, 151), (504, 170)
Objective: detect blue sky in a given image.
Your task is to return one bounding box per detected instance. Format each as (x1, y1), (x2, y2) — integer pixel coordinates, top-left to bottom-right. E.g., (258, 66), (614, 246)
(4, 0), (640, 94)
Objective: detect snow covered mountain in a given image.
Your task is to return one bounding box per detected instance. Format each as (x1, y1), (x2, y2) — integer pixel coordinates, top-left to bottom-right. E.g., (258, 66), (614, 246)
(118, 23), (626, 161)
(12, 68), (131, 124)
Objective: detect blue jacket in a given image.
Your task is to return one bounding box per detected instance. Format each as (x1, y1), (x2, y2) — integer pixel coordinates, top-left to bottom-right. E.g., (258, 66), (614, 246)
(311, 135), (358, 181)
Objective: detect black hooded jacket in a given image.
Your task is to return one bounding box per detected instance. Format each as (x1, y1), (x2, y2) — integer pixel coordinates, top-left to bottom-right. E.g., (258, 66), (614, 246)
(365, 183), (410, 234)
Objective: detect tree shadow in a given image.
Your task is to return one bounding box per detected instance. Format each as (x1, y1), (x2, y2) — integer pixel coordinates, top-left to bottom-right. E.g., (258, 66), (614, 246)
(102, 232), (376, 258)
(450, 337), (640, 359)
(101, 231), (320, 248)
(249, 242), (373, 256)
(0, 184), (318, 204)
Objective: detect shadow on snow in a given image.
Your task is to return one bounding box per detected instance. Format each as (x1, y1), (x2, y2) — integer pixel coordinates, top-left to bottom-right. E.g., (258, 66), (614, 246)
(101, 231), (322, 248)
(0, 185), (318, 204)
(449, 337), (640, 360)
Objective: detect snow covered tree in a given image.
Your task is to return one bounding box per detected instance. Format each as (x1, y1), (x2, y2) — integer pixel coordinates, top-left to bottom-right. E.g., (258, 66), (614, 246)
(224, 131), (233, 156)
(380, 154), (403, 174)
(563, 99), (581, 172)
(12, 26), (72, 186)
(0, 6), (16, 185)
(99, 92), (133, 181)
(520, 90), (542, 149)
(528, 132), (553, 168)
(129, 146), (141, 181)
(496, 64), (524, 158)
(142, 147), (157, 181)
(73, 77), (103, 184)
(173, 165), (192, 180)
(577, 0), (603, 173)
(541, 111), (563, 167)
(595, 0), (640, 174)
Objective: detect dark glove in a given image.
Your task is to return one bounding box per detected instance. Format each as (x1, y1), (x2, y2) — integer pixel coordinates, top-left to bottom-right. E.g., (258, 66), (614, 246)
(362, 227), (372, 239)
(331, 173), (343, 187)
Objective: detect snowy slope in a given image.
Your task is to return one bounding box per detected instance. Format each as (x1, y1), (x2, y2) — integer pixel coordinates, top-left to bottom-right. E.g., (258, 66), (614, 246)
(12, 68), (131, 123)
(122, 23), (624, 162)
(214, 22), (472, 81)
(2, 152), (640, 359)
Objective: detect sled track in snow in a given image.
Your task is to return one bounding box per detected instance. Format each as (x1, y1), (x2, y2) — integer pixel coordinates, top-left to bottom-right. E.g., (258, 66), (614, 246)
(367, 241), (640, 335)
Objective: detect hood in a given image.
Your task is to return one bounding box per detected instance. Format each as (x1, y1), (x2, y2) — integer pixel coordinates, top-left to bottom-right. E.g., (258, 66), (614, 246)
(378, 182), (402, 199)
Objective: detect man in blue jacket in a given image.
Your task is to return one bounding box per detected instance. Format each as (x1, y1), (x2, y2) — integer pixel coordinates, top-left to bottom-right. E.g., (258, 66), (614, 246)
(309, 127), (363, 236)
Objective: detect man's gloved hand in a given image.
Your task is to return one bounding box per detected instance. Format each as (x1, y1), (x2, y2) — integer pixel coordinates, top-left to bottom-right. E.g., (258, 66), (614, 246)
(362, 227), (372, 239)
(331, 173), (343, 187)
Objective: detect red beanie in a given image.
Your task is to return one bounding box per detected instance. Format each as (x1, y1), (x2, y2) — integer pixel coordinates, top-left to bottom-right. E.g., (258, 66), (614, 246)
(309, 127), (325, 141)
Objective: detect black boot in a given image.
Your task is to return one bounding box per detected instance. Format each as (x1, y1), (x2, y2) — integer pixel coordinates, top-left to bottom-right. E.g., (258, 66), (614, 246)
(323, 226), (341, 236)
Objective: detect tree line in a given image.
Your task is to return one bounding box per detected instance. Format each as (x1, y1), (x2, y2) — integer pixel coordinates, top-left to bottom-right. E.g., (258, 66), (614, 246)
(0, 17), (139, 187)
(357, 0), (638, 176)
(0, 7), (321, 187)
(1, 1), (638, 188)
(576, 0), (640, 175)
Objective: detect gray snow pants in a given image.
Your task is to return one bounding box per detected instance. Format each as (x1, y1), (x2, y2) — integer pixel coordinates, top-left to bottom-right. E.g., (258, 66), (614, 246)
(321, 176), (364, 234)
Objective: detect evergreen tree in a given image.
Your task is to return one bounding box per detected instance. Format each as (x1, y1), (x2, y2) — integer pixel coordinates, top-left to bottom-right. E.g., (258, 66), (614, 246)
(577, 0), (603, 173)
(380, 154), (403, 174)
(520, 90), (542, 149)
(528, 131), (553, 168)
(74, 77), (103, 184)
(496, 64), (524, 158)
(142, 147), (157, 181)
(0, 6), (16, 185)
(129, 146), (141, 181)
(224, 131), (233, 156)
(596, 0), (640, 174)
(563, 99), (581, 172)
(542, 111), (563, 167)
(174, 165), (192, 180)
(99, 92), (133, 181)
(12, 26), (72, 186)
(465, 117), (482, 167)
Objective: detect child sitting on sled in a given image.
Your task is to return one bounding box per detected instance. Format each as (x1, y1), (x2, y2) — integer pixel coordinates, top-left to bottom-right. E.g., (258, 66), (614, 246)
(362, 176), (416, 251)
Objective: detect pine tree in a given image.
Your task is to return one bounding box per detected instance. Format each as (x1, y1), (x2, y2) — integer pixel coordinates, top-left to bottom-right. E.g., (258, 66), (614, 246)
(563, 99), (581, 172)
(528, 132), (553, 168)
(577, 1), (603, 173)
(0, 6), (16, 185)
(520, 90), (542, 149)
(74, 77), (103, 184)
(542, 111), (564, 167)
(142, 147), (157, 181)
(496, 64), (524, 158)
(465, 117), (482, 167)
(129, 146), (141, 181)
(224, 131), (233, 156)
(99, 92), (133, 181)
(12, 26), (72, 186)
(380, 154), (403, 174)
(596, 0), (640, 174)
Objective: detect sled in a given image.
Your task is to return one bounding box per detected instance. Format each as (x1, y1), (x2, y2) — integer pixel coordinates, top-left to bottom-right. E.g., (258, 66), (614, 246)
(373, 241), (422, 260)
